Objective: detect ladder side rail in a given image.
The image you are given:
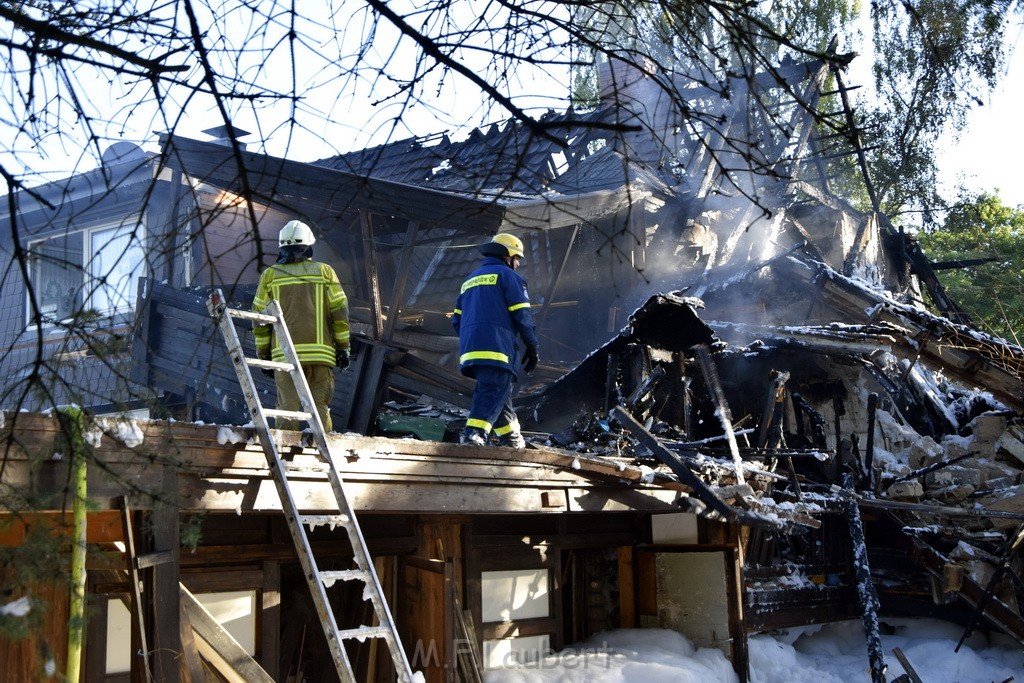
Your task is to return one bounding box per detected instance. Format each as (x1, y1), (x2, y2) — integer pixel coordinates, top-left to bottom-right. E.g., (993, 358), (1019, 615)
(209, 295), (358, 682)
(265, 299), (333, 443)
(267, 301), (414, 679)
(319, 449), (415, 679)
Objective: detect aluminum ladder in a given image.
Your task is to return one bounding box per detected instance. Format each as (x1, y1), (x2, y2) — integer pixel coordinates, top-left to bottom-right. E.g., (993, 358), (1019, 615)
(207, 289), (414, 683)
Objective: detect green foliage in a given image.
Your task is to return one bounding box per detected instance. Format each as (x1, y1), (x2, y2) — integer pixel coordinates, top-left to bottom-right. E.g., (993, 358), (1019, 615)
(918, 192), (1024, 343)
(864, 0), (1015, 222)
(180, 513), (204, 551)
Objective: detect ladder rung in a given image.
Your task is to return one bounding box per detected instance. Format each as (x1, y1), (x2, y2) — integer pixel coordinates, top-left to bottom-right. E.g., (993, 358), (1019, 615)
(336, 625), (391, 641)
(226, 307), (278, 324)
(265, 409), (313, 421)
(247, 358), (295, 372)
(300, 514), (352, 530)
(320, 569), (371, 585)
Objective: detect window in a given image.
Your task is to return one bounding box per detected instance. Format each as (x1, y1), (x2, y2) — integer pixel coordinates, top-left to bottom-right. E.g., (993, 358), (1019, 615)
(88, 223), (146, 315)
(31, 231), (83, 323)
(104, 590), (256, 675)
(28, 219), (145, 325)
(480, 568), (553, 668)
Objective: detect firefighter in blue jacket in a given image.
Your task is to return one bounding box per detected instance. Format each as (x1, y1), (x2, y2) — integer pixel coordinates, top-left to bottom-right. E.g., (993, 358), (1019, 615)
(452, 233), (540, 447)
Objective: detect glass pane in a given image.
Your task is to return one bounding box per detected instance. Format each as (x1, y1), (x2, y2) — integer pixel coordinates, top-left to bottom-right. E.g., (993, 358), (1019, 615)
(89, 222), (145, 314)
(481, 568), (550, 622)
(105, 598), (131, 674)
(29, 233), (83, 323)
(198, 590), (257, 655)
(483, 634), (550, 669)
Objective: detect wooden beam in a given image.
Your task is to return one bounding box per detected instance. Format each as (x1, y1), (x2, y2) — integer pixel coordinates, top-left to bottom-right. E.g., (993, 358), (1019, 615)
(0, 510), (124, 546)
(1, 413), (696, 514)
(118, 497), (153, 683)
(617, 547), (636, 629)
(180, 584), (275, 683)
(383, 220), (420, 343)
(84, 587), (109, 683)
(725, 543), (750, 683)
(151, 466), (181, 683)
(260, 562), (280, 682)
(178, 598), (207, 683)
(359, 210), (385, 340)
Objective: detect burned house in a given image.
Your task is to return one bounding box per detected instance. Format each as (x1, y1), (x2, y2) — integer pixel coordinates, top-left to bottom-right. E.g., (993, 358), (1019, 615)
(1, 48), (1024, 683)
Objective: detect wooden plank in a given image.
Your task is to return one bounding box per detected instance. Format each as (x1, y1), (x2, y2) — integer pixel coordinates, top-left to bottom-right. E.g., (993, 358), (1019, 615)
(636, 551), (658, 618)
(611, 406), (789, 528)
(176, 538), (417, 566)
(180, 584), (275, 683)
(401, 558), (447, 683)
(181, 570), (265, 593)
(391, 350), (477, 395)
(454, 606), (484, 683)
(843, 498), (886, 683)
(349, 341), (391, 433)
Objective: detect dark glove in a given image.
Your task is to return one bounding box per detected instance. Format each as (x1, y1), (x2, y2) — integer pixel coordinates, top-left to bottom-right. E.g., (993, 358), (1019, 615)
(522, 346), (539, 374)
(256, 348), (274, 377)
(336, 348), (351, 370)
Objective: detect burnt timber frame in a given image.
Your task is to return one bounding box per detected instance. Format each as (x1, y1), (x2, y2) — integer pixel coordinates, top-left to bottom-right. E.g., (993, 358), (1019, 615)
(0, 411), (711, 681)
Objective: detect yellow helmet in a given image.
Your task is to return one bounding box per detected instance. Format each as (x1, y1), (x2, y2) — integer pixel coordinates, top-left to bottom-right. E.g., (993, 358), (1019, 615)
(480, 233), (525, 260)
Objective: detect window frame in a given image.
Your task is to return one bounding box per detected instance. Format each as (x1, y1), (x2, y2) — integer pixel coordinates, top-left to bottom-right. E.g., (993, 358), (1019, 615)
(26, 216), (147, 328)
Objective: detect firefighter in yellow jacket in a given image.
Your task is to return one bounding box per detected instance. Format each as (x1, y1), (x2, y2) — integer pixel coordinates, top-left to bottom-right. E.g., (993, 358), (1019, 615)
(253, 220), (351, 431)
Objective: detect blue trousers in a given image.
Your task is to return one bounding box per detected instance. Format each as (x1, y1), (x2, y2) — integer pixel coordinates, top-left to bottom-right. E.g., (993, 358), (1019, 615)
(466, 366), (520, 436)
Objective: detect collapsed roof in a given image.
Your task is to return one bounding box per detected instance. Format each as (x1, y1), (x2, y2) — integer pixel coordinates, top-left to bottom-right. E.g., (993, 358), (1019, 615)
(139, 48), (1024, 664)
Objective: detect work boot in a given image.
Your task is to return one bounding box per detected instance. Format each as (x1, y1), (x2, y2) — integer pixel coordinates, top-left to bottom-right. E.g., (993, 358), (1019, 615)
(459, 427), (487, 446)
(496, 432), (526, 449)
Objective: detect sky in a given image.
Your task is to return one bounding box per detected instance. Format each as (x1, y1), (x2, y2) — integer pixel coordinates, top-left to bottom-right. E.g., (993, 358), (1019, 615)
(2, 4), (1022, 216)
(482, 620), (1024, 683)
(935, 27), (1024, 209)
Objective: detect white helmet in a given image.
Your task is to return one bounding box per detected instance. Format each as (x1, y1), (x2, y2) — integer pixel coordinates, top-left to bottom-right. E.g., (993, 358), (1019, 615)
(279, 220), (316, 247)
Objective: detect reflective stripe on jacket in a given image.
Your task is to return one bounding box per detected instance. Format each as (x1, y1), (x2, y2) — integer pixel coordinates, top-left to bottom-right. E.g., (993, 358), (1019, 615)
(452, 255), (538, 379)
(252, 260), (350, 365)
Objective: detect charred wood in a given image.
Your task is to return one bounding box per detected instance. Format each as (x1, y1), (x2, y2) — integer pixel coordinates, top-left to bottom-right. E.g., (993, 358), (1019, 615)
(624, 364), (667, 410)
(891, 647), (923, 683)
(610, 405), (818, 529)
(930, 257), (998, 270)
(791, 392), (828, 448)
(842, 493), (887, 683)
(956, 523), (1024, 652)
(890, 452), (976, 485)
(864, 392), (878, 493)
(693, 344), (746, 486)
